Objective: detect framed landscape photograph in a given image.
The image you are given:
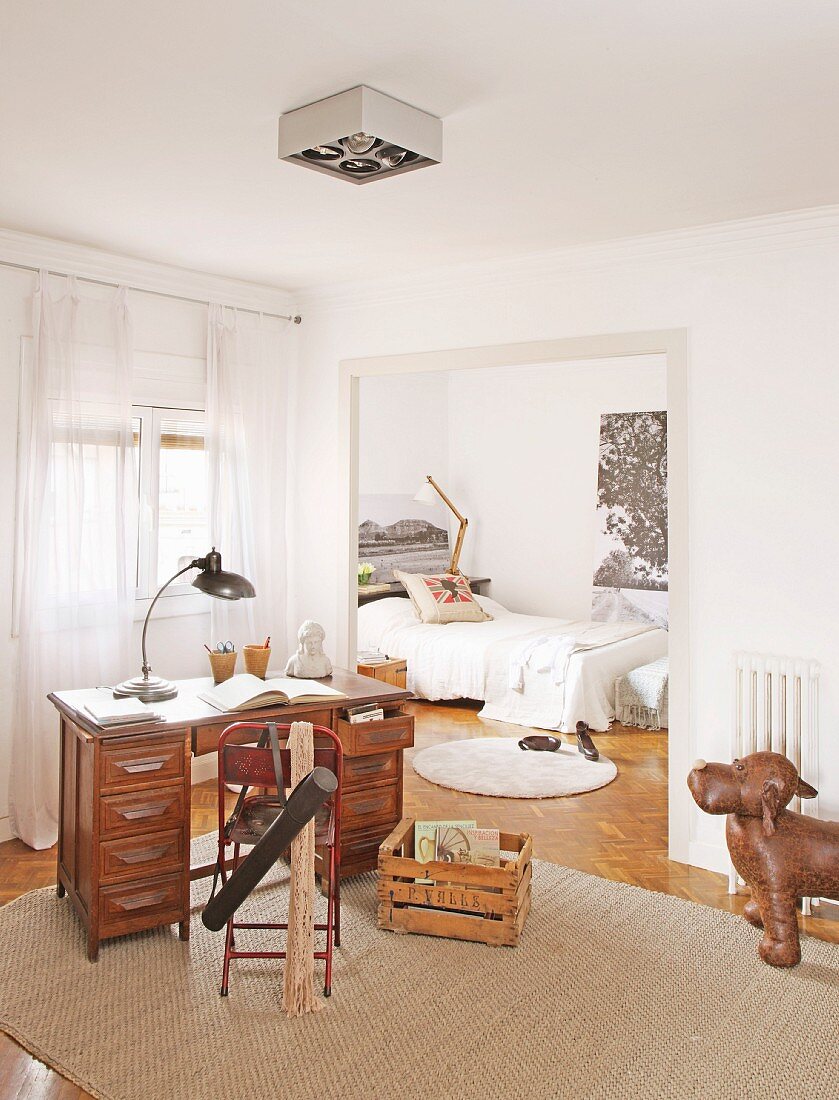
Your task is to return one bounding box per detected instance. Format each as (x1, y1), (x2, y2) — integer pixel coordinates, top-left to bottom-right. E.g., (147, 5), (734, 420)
(358, 493), (451, 583)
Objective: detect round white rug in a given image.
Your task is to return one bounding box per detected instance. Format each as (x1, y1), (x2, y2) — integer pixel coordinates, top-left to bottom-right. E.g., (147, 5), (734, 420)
(412, 737), (618, 798)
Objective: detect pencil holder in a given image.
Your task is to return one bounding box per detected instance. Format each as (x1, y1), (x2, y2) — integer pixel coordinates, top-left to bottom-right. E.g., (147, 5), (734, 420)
(209, 650), (237, 684)
(243, 644), (271, 679)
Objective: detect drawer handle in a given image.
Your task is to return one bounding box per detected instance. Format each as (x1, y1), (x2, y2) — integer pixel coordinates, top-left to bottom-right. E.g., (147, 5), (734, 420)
(114, 757), (168, 774)
(114, 843), (171, 865)
(352, 761), (389, 775)
(349, 797), (389, 815)
(119, 800), (173, 821)
(114, 889), (169, 912)
(367, 728), (405, 743)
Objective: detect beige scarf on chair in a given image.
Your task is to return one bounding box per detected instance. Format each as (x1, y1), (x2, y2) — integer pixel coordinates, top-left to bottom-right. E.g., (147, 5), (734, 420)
(282, 721), (323, 1017)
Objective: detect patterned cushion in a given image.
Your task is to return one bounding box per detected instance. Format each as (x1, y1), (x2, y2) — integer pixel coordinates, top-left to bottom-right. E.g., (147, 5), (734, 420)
(393, 570), (493, 625)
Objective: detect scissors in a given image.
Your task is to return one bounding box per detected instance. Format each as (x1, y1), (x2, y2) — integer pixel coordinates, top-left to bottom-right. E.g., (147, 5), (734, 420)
(216, 640), (234, 654)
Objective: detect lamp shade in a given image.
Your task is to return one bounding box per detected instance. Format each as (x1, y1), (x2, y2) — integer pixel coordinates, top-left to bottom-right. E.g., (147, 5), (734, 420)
(191, 548), (255, 600)
(413, 480), (438, 506)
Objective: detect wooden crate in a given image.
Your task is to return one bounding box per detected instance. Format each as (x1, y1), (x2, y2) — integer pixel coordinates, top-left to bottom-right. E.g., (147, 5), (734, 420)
(377, 817), (532, 947)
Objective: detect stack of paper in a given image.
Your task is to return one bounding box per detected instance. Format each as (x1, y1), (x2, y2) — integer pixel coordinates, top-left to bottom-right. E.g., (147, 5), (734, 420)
(357, 648), (388, 665)
(83, 697), (161, 728)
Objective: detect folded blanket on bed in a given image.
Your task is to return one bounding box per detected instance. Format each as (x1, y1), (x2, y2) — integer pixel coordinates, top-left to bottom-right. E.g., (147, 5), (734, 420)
(509, 634), (576, 691)
(483, 620), (657, 730)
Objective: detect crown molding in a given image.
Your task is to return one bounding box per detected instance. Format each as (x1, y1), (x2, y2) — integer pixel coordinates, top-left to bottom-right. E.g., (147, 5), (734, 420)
(0, 227), (295, 315)
(296, 204), (839, 314)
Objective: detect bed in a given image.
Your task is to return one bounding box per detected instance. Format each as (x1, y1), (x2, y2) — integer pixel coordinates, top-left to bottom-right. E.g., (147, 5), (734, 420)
(357, 595), (668, 733)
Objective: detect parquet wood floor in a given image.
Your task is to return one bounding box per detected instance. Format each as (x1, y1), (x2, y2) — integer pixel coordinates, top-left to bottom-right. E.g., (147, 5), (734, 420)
(1, 700), (836, 1097)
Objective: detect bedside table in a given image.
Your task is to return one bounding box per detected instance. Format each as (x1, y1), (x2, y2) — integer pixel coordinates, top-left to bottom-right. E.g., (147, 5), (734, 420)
(357, 657), (407, 689)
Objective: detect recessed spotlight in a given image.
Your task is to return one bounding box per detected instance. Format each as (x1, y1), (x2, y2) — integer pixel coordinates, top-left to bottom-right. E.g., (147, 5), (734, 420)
(379, 146), (418, 169)
(339, 158), (380, 176)
(278, 86), (441, 185)
(344, 132), (379, 155)
(300, 145), (343, 161)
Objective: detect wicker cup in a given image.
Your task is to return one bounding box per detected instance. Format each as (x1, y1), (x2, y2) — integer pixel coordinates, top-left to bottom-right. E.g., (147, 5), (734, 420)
(209, 650), (237, 684)
(243, 645), (271, 679)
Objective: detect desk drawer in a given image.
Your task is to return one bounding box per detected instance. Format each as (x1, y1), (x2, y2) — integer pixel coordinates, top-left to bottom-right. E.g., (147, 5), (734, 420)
(341, 783), (399, 831)
(340, 818), (400, 875)
(100, 786), (185, 839)
(100, 738), (185, 791)
(192, 710), (333, 757)
(100, 828), (184, 883)
(99, 873), (184, 934)
(342, 751), (400, 791)
(336, 712), (414, 756)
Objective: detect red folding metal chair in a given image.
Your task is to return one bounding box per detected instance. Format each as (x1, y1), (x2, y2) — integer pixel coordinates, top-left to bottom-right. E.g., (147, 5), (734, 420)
(213, 721), (342, 997)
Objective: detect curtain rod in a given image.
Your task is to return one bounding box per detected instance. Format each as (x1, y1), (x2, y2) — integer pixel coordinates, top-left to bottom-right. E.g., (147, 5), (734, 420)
(0, 257), (302, 324)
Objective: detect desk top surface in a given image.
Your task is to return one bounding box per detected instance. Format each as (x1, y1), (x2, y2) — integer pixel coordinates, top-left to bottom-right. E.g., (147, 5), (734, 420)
(49, 667), (411, 738)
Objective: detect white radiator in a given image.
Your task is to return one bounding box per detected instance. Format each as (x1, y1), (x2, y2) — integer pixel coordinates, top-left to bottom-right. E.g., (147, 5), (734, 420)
(730, 652), (820, 909)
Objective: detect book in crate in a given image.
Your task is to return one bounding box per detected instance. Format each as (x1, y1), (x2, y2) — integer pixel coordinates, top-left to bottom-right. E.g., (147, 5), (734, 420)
(377, 817), (533, 947)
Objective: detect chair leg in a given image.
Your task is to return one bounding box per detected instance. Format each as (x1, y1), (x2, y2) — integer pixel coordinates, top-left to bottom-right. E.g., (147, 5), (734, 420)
(324, 844), (335, 997)
(218, 840), (228, 885)
(221, 916), (234, 997)
(334, 844), (341, 948)
(229, 843), (241, 950)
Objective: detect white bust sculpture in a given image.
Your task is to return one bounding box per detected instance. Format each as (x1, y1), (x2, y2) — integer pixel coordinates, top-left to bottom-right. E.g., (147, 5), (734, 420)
(285, 620), (333, 679)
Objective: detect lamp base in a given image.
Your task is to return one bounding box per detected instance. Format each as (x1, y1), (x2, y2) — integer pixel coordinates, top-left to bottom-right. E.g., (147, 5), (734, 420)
(113, 674), (179, 703)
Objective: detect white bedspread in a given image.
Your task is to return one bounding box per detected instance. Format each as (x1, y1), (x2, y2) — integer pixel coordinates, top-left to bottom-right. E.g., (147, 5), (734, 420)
(357, 596), (668, 732)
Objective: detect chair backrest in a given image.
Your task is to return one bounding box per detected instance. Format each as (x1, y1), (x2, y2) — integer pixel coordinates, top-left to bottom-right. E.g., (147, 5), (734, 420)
(216, 722), (342, 836)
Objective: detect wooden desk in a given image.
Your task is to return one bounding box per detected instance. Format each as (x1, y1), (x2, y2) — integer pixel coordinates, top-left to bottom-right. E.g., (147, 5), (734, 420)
(357, 575), (491, 605)
(49, 668), (412, 960)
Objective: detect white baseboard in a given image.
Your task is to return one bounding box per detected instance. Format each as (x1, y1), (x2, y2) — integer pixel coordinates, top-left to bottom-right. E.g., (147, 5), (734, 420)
(0, 816), (12, 843)
(191, 752), (218, 786)
(688, 840), (730, 877)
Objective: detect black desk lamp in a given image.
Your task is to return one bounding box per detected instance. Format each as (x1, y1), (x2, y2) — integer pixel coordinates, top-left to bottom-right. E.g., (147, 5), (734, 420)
(114, 548), (255, 702)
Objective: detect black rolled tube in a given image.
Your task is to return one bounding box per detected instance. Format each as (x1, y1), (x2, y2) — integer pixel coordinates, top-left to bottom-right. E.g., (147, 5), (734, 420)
(201, 766), (338, 933)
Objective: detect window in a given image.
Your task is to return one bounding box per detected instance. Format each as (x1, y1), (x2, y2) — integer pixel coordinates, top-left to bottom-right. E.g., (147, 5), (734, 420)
(134, 406), (208, 603)
(43, 408), (140, 603)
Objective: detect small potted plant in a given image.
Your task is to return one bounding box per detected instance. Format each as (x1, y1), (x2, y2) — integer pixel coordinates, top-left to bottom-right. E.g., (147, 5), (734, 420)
(357, 562), (375, 586)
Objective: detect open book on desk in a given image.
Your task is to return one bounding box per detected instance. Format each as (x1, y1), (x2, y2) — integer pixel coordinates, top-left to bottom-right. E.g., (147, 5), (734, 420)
(198, 673), (347, 713)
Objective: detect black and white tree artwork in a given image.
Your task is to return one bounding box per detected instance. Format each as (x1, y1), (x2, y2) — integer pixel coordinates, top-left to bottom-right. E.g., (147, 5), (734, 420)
(592, 411), (668, 629)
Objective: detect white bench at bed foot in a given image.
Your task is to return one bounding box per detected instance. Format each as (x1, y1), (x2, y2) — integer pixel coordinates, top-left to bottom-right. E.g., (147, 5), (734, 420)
(615, 657), (669, 730)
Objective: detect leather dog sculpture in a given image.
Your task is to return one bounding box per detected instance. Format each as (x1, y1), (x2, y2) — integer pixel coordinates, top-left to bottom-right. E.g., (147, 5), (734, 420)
(687, 751), (839, 967)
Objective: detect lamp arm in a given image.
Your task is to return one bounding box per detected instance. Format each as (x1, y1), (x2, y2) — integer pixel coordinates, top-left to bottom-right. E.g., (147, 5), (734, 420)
(140, 560), (201, 677)
(424, 475), (468, 574)
(425, 475), (466, 524)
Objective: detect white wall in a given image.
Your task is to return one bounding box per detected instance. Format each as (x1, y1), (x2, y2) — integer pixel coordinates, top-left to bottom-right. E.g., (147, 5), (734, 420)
(0, 249), (295, 837)
(448, 356), (666, 619)
(358, 371), (449, 496)
(291, 213), (839, 873)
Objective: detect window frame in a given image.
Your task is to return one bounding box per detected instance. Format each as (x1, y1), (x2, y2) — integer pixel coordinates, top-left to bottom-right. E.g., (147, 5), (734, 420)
(133, 403), (209, 621)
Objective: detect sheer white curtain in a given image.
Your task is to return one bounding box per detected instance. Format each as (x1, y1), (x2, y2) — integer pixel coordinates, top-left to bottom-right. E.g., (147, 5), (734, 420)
(206, 304), (289, 652)
(11, 273), (137, 849)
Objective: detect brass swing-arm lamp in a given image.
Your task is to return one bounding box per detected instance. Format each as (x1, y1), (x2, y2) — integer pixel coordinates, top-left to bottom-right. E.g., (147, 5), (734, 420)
(114, 548), (255, 703)
(414, 475), (468, 575)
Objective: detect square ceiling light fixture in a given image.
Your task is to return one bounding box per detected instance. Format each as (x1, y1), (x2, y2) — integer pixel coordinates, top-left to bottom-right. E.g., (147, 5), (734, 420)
(278, 86), (441, 184)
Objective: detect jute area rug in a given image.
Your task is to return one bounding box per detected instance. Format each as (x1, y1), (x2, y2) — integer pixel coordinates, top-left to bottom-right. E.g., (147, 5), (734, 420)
(413, 737), (618, 797)
(1, 836), (837, 1100)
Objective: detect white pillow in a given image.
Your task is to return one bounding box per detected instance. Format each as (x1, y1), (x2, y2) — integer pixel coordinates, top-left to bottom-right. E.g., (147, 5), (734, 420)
(475, 594), (509, 618)
(357, 596), (419, 649)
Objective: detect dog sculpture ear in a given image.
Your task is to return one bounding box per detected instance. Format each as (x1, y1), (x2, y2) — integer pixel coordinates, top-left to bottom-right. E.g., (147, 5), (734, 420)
(761, 779), (783, 836)
(797, 777), (818, 799)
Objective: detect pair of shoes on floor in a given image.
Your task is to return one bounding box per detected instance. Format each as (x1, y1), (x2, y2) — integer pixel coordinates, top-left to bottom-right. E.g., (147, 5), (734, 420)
(575, 721), (599, 761)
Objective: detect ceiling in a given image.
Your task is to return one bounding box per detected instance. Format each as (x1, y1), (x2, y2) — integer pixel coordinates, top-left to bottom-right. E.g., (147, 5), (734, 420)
(2, 1), (839, 291)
